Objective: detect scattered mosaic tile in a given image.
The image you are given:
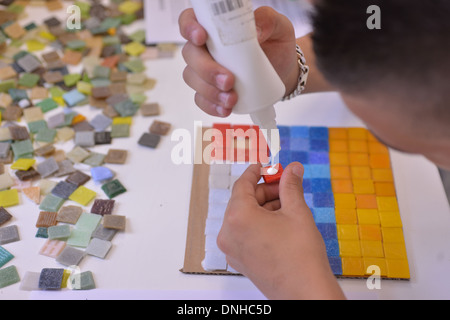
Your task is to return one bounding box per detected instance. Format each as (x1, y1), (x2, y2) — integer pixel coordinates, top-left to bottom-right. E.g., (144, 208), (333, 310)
(0, 245), (14, 268)
(39, 239), (66, 258)
(101, 179), (126, 199)
(39, 194), (65, 212)
(48, 225), (71, 240)
(103, 215), (126, 231)
(70, 271), (96, 290)
(92, 224), (117, 241)
(55, 246), (85, 266)
(57, 206), (83, 224)
(86, 238), (112, 259)
(36, 211), (58, 228)
(91, 199), (115, 216)
(91, 167), (114, 183)
(0, 189), (19, 207)
(66, 146), (90, 163)
(66, 229), (92, 248)
(36, 157), (59, 178)
(69, 186), (97, 206)
(149, 120), (171, 136)
(51, 181), (78, 200)
(35, 228), (48, 239)
(19, 271), (40, 291)
(75, 213), (102, 233)
(39, 268), (64, 290)
(66, 170), (91, 187)
(0, 265), (20, 289)
(140, 103), (160, 117)
(0, 207), (12, 226)
(138, 133), (161, 149)
(104, 149), (127, 164)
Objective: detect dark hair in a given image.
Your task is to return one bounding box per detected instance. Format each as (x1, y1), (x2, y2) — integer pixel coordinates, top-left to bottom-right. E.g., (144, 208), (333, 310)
(312, 0), (450, 96)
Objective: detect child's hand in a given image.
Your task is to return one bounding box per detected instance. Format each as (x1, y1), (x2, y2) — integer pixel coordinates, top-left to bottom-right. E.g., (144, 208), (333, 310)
(217, 163), (345, 300)
(179, 7), (300, 118)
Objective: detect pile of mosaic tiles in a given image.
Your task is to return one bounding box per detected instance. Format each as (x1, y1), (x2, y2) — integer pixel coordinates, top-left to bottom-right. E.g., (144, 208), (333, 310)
(0, 0), (174, 291)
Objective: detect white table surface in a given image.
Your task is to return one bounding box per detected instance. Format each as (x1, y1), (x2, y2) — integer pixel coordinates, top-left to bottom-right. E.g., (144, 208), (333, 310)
(2, 3), (450, 300)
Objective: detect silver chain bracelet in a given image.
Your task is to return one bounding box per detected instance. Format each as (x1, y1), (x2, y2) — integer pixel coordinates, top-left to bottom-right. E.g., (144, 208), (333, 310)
(282, 44), (310, 101)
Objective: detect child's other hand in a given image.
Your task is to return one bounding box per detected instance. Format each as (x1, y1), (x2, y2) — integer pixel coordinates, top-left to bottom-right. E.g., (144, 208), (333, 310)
(179, 7), (299, 118)
(217, 163), (345, 300)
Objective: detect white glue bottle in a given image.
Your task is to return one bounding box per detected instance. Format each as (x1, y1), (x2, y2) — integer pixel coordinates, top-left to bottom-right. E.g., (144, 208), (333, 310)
(191, 0), (286, 169)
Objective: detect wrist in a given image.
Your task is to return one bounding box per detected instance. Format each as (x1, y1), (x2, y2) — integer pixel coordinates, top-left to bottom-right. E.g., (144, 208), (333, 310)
(282, 45), (310, 101)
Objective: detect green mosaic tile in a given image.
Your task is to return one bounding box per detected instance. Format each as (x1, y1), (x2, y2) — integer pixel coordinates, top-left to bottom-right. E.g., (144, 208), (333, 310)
(28, 120), (48, 134)
(122, 58), (145, 73)
(35, 227), (48, 239)
(36, 98), (58, 113)
(18, 73), (40, 88)
(11, 140), (33, 158)
(63, 74), (81, 87)
(35, 128), (57, 143)
(113, 99), (139, 117)
(39, 194), (65, 212)
(9, 88), (28, 102)
(110, 124), (130, 138)
(66, 40), (86, 50)
(70, 271), (96, 290)
(0, 265), (20, 289)
(48, 225), (71, 240)
(93, 65), (110, 79)
(66, 229), (92, 248)
(101, 179), (127, 199)
(0, 246), (14, 268)
(75, 213), (101, 232)
(0, 80), (16, 93)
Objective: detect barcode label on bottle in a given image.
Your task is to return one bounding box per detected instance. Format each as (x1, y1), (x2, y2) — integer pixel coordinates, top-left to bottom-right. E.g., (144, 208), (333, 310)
(208, 0), (256, 46)
(211, 0), (244, 16)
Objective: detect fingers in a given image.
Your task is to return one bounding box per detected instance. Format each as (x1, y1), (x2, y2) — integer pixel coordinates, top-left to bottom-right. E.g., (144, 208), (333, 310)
(179, 8), (207, 46)
(255, 183), (280, 206)
(180, 8), (238, 116)
(231, 164), (262, 200)
(183, 62), (237, 117)
(254, 6), (295, 44)
(278, 162), (308, 214)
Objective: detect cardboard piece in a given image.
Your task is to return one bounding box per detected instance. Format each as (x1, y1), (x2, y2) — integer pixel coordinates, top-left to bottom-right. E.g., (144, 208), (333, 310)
(181, 127), (236, 276)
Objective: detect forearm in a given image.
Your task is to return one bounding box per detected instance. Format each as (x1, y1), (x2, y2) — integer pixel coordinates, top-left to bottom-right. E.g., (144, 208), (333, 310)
(295, 33), (336, 94)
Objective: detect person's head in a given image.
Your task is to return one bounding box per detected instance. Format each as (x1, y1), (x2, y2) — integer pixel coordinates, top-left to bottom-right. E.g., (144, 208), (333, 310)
(311, 0), (450, 169)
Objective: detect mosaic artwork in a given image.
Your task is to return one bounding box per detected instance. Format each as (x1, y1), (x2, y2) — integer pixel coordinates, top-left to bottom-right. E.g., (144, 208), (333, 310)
(202, 124), (410, 280)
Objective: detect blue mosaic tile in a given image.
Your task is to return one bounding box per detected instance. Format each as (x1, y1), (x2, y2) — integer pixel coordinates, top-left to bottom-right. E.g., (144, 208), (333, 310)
(63, 89), (86, 107)
(304, 193), (313, 208)
(302, 179), (311, 193)
(278, 126), (290, 138)
(309, 152), (329, 164)
(313, 192), (335, 207)
(312, 208), (336, 224)
(290, 126), (309, 138)
(310, 127), (329, 140)
(280, 137), (290, 150)
(309, 165), (331, 178)
(328, 255), (343, 275)
(303, 165), (312, 179)
(290, 151), (309, 164)
(316, 223), (338, 240)
(290, 138), (310, 151)
(278, 150), (291, 169)
(311, 178), (332, 193)
(310, 139), (329, 152)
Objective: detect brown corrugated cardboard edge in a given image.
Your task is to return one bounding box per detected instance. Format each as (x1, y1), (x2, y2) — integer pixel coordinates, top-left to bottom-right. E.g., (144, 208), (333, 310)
(180, 126), (410, 280)
(180, 126), (237, 275)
